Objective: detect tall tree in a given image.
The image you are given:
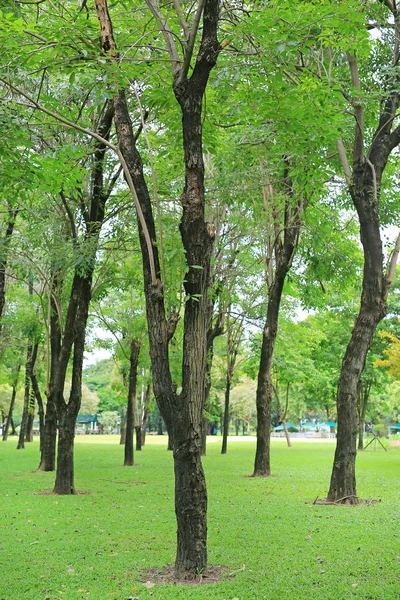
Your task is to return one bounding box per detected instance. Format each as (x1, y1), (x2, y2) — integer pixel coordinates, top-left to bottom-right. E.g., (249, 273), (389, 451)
(94, 0), (220, 577)
(327, 2), (400, 503)
(253, 163), (303, 476)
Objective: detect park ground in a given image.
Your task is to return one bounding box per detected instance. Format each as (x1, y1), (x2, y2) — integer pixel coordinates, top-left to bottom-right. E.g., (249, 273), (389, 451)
(0, 436), (399, 600)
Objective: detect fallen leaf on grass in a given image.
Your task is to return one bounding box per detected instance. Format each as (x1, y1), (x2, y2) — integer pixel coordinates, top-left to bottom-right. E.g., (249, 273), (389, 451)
(143, 581), (155, 588)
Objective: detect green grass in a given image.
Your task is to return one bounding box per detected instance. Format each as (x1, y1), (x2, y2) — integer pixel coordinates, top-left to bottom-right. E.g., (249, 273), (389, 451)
(1, 436), (399, 600)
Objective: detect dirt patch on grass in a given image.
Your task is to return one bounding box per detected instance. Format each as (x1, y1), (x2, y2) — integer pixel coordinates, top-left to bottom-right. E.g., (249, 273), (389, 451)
(139, 564), (228, 586)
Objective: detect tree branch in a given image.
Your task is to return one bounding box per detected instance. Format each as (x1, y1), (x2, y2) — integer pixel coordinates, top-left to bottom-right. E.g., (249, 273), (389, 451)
(179, 0), (206, 82)
(59, 191), (78, 244)
(336, 138), (352, 185)
(173, 0), (189, 39)
(385, 230), (400, 299)
(0, 78), (158, 286)
(144, 0), (181, 74)
(347, 52), (364, 164)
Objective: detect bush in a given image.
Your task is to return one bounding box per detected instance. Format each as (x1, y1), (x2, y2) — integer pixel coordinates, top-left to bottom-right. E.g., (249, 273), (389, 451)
(373, 423), (388, 438)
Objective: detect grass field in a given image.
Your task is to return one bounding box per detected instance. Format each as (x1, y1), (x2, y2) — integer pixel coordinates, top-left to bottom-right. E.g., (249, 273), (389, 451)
(1, 436), (399, 600)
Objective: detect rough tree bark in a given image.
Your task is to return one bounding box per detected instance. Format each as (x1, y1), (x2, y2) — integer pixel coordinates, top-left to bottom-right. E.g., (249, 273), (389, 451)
(95, 0), (220, 578)
(124, 338), (141, 466)
(17, 344), (34, 450)
(38, 278), (60, 471)
(31, 357), (45, 451)
(253, 167), (302, 476)
(328, 36), (400, 502)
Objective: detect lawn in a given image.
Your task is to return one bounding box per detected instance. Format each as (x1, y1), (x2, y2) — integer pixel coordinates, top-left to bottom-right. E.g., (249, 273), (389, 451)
(0, 436), (399, 600)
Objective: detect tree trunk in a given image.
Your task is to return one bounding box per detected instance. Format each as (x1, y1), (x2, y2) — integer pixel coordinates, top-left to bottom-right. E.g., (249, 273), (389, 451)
(0, 205), (18, 335)
(38, 396), (57, 471)
(2, 364), (21, 441)
(53, 409), (76, 494)
(253, 169), (301, 476)
(135, 426), (142, 451)
(282, 418), (292, 448)
(31, 370), (45, 451)
(327, 171), (387, 503)
(25, 412), (34, 442)
(124, 338), (141, 466)
(50, 102), (113, 492)
(17, 344), (33, 450)
(202, 306), (224, 455)
(119, 415), (126, 444)
(53, 274), (92, 494)
(25, 387), (35, 442)
(221, 377), (230, 454)
(357, 380), (371, 451)
(140, 384), (151, 446)
(173, 439), (207, 578)
(274, 382), (291, 448)
(327, 38), (400, 502)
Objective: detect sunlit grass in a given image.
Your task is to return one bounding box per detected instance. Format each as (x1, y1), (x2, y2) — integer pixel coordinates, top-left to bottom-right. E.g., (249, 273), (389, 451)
(1, 435), (399, 600)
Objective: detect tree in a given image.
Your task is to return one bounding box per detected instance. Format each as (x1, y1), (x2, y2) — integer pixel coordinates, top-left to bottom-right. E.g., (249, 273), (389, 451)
(221, 310), (245, 454)
(326, 2), (400, 503)
(94, 0), (221, 577)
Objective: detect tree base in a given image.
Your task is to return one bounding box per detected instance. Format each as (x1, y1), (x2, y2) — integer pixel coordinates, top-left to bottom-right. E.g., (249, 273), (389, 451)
(140, 564), (227, 585)
(313, 496), (380, 506)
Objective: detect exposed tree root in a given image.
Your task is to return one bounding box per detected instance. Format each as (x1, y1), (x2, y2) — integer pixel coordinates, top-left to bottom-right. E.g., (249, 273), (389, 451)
(312, 495), (380, 506)
(139, 564), (228, 586)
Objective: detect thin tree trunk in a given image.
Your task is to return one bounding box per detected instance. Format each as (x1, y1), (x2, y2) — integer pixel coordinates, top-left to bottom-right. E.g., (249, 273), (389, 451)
(253, 168), (301, 476)
(141, 384), (151, 447)
(357, 380), (371, 451)
(17, 344), (33, 450)
(135, 426), (142, 451)
(119, 415), (126, 444)
(53, 274), (92, 494)
(31, 371), (45, 451)
(39, 275), (61, 472)
(2, 364), (21, 441)
(221, 377), (230, 454)
(25, 396), (35, 442)
(124, 338), (141, 466)
(0, 205), (19, 336)
(274, 382), (291, 448)
(202, 304), (224, 455)
(50, 102), (114, 493)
